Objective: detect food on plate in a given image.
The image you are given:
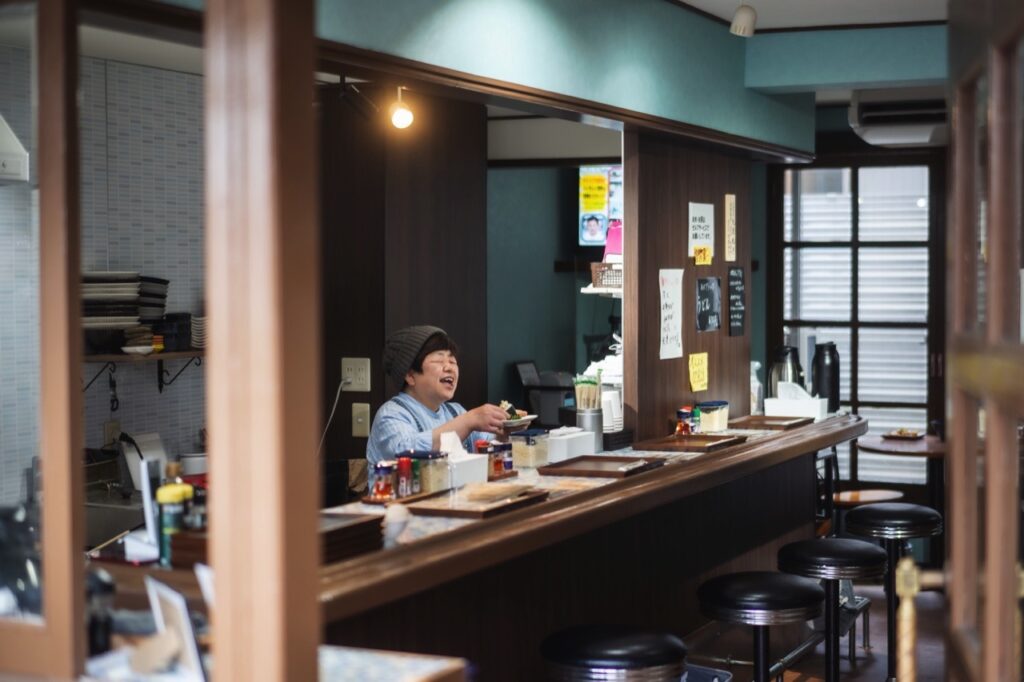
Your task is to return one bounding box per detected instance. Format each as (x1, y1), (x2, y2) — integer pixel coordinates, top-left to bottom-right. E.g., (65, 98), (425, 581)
(888, 428), (919, 437)
(499, 400), (527, 420)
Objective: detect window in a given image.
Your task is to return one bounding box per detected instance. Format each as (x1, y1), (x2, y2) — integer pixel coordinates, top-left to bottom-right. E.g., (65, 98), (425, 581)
(778, 163), (939, 484)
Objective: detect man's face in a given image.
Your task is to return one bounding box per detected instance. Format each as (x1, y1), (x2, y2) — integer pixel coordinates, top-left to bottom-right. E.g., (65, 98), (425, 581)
(586, 218), (600, 236)
(406, 350), (459, 403)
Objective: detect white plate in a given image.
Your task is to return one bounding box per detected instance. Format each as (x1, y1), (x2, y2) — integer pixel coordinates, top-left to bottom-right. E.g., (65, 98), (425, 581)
(121, 346), (154, 356)
(502, 415), (538, 429)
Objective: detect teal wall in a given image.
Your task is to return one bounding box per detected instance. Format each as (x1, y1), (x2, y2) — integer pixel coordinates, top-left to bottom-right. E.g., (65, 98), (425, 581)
(486, 168), (578, 403)
(746, 25), (946, 92)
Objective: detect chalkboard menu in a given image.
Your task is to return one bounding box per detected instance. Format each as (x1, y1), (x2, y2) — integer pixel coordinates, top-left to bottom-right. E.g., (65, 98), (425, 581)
(696, 277), (721, 332)
(728, 267), (745, 337)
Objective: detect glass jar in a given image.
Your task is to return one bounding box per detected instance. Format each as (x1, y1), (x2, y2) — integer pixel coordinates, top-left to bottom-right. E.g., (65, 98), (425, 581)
(372, 461), (396, 499)
(407, 451), (449, 493)
(510, 429), (549, 468)
(696, 400), (730, 432)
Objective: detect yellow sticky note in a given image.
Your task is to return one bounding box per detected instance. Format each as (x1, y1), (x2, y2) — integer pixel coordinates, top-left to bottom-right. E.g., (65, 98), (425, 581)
(689, 352), (708, 392)
(694, 246), (712, 266)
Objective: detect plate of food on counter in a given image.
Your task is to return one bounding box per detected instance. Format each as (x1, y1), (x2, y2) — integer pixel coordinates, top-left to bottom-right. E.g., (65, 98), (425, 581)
(882, 428), (924, 441)
(499, 400), (536, 430)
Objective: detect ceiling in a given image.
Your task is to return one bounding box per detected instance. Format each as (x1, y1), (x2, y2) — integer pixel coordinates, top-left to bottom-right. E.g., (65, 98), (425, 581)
(678, 0), (946, 30)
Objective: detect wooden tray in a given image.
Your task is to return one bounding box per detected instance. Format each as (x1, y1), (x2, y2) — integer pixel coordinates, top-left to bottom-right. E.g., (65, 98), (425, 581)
(631, 433), (746, 453)
(360, 488), (450, 506)
(488, 469), (519, 481)
(729, 415), (814, 430)
(406, 487), (549, 519)
(536, 455), (666, 478)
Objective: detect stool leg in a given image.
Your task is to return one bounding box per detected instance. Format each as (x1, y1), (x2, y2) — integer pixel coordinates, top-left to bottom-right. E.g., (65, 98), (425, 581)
(753, 625), (770, 682)
(849, 618), (856, 663)
(885, 538), (900, 682)
(863, 607), (871, 650)
(825, 579), (840, 682)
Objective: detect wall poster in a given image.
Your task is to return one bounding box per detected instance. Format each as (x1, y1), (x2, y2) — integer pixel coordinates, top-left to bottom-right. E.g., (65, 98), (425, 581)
(696, 277), (721, 333)
(724, 193), (737, 262)
(728, 267), (745, 337)
(658, 268), (684, 360)
(688, 202), (714, 258)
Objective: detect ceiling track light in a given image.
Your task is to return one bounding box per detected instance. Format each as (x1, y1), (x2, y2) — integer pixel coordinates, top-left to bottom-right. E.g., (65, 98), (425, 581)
(390, 86), (414, 129)
(729, 4), (757, 37)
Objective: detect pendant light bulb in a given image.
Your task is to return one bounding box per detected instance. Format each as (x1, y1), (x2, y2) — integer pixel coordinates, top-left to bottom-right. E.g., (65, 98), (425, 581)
(390, 87), (414, 129)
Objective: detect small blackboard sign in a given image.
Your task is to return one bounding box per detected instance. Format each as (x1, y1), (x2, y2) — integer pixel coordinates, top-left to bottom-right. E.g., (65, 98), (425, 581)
(728, 267), (745, 337)
(696, 277), (721, 332)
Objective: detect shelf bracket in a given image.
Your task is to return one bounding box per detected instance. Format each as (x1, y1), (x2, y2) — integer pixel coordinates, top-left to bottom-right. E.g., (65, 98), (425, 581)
(83, 362), (116, 393)
(158, 356), (202, 393)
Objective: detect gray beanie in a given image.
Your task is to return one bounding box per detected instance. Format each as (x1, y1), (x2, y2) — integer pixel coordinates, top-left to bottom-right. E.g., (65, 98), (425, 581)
(382, 325), (446, 390)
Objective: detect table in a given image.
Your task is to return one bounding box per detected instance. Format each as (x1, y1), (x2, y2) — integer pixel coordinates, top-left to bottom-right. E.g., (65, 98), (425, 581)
(856, 435), (945, 565)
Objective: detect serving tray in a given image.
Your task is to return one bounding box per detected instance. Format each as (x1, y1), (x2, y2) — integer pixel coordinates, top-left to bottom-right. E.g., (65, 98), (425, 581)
(631, 433), (747, 453)
(536, 455), (666, 478)
(728, 415), (814, 430)
(360, 488), (450, 506)
(406, 485), (550, 519)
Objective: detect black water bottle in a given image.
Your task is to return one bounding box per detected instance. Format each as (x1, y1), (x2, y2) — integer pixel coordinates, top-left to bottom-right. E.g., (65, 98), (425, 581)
(812, 342), (841, 413)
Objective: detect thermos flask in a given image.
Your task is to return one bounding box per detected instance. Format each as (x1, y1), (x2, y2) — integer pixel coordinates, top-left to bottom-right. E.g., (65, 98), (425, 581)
(811, 342), (841, 413)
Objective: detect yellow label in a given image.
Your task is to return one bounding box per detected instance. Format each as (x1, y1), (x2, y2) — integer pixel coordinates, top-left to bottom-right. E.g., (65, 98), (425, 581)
(694, 246), (712, 266)
(580, 173), (609, 212)
(689, 352), (709, 392)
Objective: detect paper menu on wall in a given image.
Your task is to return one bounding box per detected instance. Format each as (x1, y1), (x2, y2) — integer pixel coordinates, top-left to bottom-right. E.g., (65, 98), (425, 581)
(689, 352), (708, 392)
(658, 268), (684, 360)
(688, 202), (714, 257)
(725, 194), (737, 262)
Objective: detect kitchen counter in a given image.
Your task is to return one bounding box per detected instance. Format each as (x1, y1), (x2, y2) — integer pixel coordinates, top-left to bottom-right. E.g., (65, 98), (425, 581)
(321, 414), (866, 680)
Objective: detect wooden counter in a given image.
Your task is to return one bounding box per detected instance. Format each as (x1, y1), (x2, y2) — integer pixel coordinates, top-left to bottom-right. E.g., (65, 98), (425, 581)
(320, 415), (866, 680)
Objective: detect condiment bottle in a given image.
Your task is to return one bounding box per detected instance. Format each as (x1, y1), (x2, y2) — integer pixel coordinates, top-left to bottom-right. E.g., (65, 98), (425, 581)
(156, 483), (186, 567)
(397, 456), (413, 498)
(675, 409), (692, 435)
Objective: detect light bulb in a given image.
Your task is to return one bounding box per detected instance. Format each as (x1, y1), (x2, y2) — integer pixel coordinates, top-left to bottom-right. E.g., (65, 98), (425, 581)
(390, 102), (414, 129)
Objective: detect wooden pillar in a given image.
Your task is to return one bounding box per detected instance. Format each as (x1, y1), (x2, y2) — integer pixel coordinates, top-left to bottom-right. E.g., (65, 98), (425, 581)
(205, 0), (320, 678)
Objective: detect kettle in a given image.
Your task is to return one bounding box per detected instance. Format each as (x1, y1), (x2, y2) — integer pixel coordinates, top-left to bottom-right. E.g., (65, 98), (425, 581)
(768, 345), (805, 398)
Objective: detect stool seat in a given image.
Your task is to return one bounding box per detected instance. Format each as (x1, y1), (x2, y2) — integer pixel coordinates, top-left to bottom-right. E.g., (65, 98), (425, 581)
(540, 625), (687, 671)
(779, 538), (888, 580)
(833, 489), (904, 508)
(846, 502), (943, 539)
(698, 571), (824, 626)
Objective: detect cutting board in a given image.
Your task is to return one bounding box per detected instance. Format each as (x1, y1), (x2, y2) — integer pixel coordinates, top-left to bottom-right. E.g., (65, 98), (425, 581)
(631, 433), (746, 453)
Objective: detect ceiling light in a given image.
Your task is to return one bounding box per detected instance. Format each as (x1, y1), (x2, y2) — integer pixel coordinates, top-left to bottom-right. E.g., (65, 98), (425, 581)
(729, 4), (757, 37)
(390, 86), (414, 129)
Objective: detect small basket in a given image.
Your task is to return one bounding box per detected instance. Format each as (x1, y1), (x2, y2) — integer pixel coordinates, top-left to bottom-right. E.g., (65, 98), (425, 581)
(590, 262), (623, 288)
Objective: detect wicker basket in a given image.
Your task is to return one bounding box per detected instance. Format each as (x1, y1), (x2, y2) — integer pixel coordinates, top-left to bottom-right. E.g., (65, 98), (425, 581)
(590, 262), (623, 288)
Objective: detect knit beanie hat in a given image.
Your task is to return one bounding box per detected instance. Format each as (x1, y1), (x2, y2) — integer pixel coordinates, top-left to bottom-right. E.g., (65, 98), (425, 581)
(382, 325), (446, 390)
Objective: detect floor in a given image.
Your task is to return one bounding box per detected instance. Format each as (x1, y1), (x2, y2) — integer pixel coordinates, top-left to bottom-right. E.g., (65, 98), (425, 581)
(687, 584), (947, 682)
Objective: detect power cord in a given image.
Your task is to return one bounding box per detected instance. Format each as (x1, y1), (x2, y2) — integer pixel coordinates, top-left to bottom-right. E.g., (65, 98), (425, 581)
(317, 377), (353, 457)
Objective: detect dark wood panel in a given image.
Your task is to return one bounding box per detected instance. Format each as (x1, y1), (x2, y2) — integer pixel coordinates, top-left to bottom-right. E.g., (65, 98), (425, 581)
(384, 91), (488, 407)
(625, 131), (752, 441)
(325, 455), (816, 681)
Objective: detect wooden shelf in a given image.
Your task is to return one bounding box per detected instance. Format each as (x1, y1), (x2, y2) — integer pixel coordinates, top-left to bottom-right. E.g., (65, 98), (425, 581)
(579, 285), (622, 299)
(84, 350), (204, 363)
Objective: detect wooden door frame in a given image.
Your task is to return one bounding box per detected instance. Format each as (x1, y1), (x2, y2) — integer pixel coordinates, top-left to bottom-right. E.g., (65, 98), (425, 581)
(0, 0), (85, 675)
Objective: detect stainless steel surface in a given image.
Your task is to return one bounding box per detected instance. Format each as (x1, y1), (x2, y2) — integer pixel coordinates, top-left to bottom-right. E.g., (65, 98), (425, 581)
(546, 660), (686, 681)
(702, 603), (822, 627)
(768, 346), (805, 398)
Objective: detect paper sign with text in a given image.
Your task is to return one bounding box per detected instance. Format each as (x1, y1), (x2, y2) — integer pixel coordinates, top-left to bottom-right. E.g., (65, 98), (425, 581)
(658, 268), (684, 360)
(725, 194), (737, 262)
(689, 352), (708, 392)
(694, 246), (712, 266)
(688, 202), (714, 257)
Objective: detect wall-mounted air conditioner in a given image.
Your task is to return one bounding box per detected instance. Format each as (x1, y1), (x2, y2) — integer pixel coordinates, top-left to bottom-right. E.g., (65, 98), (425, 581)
(848, 90), (947, 148)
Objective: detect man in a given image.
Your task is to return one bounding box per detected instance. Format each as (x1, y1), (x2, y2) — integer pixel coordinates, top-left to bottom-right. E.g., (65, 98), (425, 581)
(366, 325), (508, 465)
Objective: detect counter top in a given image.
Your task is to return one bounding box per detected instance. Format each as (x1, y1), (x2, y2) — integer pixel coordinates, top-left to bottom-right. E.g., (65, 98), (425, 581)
(319, 414), (866, 622)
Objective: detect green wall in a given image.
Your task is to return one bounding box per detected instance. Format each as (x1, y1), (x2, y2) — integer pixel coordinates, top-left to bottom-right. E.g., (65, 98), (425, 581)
(746, 25), (946, 92)
(486, 168), (578, 403)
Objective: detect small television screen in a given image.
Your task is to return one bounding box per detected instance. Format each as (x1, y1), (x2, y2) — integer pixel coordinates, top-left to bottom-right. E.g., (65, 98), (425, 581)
(579, 164), (623, 248)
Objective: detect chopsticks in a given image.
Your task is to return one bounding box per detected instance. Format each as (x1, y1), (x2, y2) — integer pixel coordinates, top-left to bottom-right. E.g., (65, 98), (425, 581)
(574, 372), (601, 410)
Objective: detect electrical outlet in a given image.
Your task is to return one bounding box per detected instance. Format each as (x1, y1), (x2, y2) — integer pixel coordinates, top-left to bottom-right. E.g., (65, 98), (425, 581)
(341, 357), (371, 392)
(352, 403), (370, 438)
(103, 420), (121, 446)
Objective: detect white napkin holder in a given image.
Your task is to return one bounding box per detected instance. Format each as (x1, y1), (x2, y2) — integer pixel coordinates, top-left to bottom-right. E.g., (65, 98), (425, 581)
(764, 381), (828, 420)
(547, 427), (594, 463)
(440, 431), (488, 488)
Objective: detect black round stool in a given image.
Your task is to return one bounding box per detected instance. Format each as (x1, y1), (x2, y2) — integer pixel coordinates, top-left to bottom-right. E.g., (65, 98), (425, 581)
(540, 625), (687, 681)
(698, 571), (823, 682)
(778, 538), (887, 682)
(845, 502), (942, 682)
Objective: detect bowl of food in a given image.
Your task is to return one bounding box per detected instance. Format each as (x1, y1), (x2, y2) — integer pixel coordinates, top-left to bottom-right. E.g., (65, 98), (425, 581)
(882, 428), (923, 440)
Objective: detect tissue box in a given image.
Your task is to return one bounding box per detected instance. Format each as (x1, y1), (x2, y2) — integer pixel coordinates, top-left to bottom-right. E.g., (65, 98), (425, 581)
(447, 452), (488, 488)
(764, 397), (828, 420)
(547, 427), (594, 463)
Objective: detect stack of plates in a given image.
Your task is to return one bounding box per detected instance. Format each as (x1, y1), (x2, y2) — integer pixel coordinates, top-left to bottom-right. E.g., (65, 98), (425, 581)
(191, 316), (206, 348)
(82, 272), (169, 328)
(319, 513), (383, 563)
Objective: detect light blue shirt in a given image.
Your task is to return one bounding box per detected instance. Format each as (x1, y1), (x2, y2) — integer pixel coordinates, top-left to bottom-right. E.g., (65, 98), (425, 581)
(366, 392), (492, 466)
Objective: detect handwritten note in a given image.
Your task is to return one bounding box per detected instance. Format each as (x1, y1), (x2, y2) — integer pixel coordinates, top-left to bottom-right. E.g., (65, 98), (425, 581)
(658, 269), (684, 360)
(696, 277), (722, 333)
(728, 267), (745, 337)
(688, 202), (714, 258)
(689, 352), (708, 392)
(694, 246), (712, 266)
(725, 194), (737, 262)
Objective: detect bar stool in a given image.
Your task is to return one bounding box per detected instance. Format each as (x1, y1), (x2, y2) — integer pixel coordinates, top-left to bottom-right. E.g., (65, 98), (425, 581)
(697, 571), (823, 682)
(539, 624), (687, 681)
(845, 502), (942, 682)
(778, 538), (888, 682)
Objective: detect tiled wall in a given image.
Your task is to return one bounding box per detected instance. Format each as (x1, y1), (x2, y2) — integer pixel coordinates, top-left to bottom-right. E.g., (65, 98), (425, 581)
(0, 50), (205, 504)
